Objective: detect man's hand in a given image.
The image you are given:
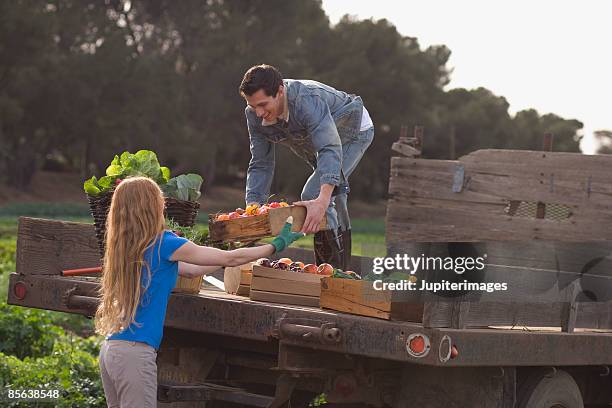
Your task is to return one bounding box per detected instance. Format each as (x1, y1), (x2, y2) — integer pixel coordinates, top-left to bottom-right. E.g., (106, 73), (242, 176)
(293, 197), (328, 234)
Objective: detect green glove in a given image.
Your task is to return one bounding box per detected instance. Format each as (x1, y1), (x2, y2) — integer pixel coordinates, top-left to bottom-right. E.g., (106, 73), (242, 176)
(271, 216), (306, 253)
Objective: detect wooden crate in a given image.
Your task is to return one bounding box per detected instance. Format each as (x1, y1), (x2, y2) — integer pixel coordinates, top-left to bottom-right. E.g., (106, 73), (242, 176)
(223, 263), (253, 296)
(249, 265), (323, 307)
(209, 205), (326, 242)
(173, 275), (203, 294)
(320, 277), (424, 321)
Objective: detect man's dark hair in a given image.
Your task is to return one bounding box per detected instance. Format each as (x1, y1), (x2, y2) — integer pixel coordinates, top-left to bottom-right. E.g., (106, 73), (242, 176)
(239, 64), (283, 97)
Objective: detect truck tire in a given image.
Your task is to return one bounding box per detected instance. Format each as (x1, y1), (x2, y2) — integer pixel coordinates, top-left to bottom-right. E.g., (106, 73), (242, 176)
(518, 369), (584, 408)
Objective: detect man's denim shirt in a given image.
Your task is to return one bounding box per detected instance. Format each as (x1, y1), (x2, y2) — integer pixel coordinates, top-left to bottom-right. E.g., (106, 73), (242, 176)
(245, 79), (364, 205)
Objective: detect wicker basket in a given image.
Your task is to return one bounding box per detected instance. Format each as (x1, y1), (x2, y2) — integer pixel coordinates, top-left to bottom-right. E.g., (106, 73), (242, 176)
(164, 197), (200, 227)
(87, 191), (114, 256)
(87, 191), (203, 293)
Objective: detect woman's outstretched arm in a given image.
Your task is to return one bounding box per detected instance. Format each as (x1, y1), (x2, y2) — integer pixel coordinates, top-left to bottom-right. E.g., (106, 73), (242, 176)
(171, 242), (275, 270)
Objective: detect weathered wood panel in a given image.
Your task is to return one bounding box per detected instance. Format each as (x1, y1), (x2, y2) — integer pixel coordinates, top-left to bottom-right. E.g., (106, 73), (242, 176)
(386, 149), (612, 329)
(387, 150), (612, 242)
(16, 217), (101, 276)
(422, 300), (612, 330)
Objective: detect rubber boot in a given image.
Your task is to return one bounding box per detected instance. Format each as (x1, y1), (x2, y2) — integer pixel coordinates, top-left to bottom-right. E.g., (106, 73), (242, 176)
(314, 229), (343, 269)
(341, 228), (352, 271)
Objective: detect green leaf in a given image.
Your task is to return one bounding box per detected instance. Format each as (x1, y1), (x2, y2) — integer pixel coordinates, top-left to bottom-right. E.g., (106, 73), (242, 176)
(110, 155), (120, 166)
(160, 166), (171, 183)
(163, 174), (203, 202)
(83, 177), (100, 195)
(97, 176), (113, 190)
(105, 164), (123, 177)
(119, 151), (133, 168)
(132, 150), (161, 178)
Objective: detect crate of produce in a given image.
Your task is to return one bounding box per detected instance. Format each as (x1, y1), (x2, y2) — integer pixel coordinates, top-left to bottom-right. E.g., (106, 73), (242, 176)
(320, 276), (424, 321)
(208, 202), (326, 243)
(249, 258), (334, 307)
(224, 262), (254, 296)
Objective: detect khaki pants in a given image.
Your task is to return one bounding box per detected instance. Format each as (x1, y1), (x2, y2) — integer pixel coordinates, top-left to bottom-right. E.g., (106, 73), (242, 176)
(99, 339), (158, 408)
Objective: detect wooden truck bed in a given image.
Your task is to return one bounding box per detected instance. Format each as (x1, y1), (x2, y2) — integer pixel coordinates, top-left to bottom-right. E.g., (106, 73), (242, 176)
(8, 268), (612, 368)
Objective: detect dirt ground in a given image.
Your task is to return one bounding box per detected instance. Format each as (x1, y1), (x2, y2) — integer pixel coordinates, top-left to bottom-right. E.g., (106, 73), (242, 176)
(0, 171), (386, 218)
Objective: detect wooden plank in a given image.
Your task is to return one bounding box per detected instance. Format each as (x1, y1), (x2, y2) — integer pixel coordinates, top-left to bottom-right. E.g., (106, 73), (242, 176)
(389, 159), (612, 208)
(249, 289), (319, 307)
(422, 301), (612, 330)
(7, 273), (100, 315)
(387, 241), (610, 274)
(392, 155), (612, 182)
(386, 202), (612, 242)
(460, 149), (612, 170)
(235, 284), (250, 296)
(562, 281), (579, 333)
(251, 276), (320, 297)
(16, 217), (101, 276)
(224, 263), (253, 295)
(250, 265), (322, 306)
(451, 300), (470, 329)
(392, 141), (420, 157)
(320, 278), (391, 319)
(319, 278), (424, 321)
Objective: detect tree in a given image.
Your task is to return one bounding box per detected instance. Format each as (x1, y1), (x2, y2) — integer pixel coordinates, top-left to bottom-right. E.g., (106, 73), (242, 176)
(595, 130), (612, 154)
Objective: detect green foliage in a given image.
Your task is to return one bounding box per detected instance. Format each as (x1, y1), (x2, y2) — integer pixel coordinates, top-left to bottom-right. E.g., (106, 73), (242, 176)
(165, 218), (206, 245)
(0, 336), (105, 407)
(161, 174), (204, 202)
(84, 150), (170, 196)
(0, 239), (16, 264)
(0, 303), (64, 359)
(309, 392), (328, 407)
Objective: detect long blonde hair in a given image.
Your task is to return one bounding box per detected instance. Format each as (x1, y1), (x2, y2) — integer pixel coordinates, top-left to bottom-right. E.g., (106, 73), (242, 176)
(94, 177), (165, 337)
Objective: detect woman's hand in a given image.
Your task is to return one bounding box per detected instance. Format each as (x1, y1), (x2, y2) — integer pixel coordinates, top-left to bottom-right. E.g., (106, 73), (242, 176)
(271, 216), (306, 253)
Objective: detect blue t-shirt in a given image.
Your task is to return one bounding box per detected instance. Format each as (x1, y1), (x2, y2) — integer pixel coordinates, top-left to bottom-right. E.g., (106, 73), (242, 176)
(108, 230), (188, 349)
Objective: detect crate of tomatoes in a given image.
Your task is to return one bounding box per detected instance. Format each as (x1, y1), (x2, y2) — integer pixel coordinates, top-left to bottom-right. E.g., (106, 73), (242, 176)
(208, 201), (326, 243)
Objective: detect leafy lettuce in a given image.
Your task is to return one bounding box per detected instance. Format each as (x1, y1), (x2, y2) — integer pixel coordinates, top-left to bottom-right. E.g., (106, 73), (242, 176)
(83, 150), (171, 196)
(161, 174), (203, 202)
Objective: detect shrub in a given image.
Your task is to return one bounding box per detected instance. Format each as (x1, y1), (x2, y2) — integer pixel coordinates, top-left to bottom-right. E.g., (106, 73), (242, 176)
(0, 303), (64, 359)
(0, 335), (105, 407)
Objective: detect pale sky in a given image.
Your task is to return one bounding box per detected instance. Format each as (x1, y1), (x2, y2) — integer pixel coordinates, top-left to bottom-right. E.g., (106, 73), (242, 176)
(321, 0), (611, 153)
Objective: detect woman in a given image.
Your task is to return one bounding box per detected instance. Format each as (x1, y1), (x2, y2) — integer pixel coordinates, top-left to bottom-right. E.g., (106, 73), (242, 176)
(95, 176), (303, 407)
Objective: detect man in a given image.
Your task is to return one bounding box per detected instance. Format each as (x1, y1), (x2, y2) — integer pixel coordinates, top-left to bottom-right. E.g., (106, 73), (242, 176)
(239, 64), (374, 270)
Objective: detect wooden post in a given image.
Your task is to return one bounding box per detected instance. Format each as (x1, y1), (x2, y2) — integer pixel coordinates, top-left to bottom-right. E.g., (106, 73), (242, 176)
(449, 125), (456, 160)
(391, 124), (422, 157)
(543, 132), (554, 151)
(536, 133), (554, 218)
(414, 125), (424, 152)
